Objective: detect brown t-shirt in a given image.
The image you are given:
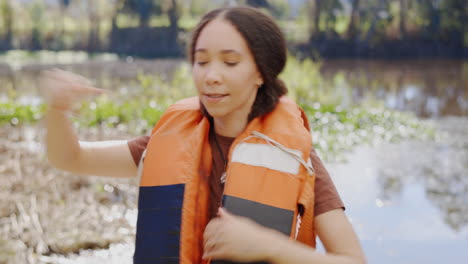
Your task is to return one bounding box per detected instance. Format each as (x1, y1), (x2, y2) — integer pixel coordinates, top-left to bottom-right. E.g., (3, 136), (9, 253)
(128, 134), (344, 219)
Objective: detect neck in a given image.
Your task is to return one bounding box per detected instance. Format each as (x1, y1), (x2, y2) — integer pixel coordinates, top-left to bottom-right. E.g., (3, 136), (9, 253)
(210, 92), (257, 138)
(213, 115), (248, 138)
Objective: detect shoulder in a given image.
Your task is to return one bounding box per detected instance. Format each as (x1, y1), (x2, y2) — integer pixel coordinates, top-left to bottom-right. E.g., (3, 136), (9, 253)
(150, 97), (204, 135)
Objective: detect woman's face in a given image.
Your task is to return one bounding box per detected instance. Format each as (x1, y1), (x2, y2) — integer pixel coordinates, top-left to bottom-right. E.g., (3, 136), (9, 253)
(192, 18), (263, 123)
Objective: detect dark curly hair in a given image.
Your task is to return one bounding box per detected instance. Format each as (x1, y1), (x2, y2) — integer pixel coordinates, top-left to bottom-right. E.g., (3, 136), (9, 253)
(188, 6), (288, 121)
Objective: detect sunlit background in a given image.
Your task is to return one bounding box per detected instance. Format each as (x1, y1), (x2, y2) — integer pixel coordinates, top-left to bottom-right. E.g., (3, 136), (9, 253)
(0, 0), (467, 263)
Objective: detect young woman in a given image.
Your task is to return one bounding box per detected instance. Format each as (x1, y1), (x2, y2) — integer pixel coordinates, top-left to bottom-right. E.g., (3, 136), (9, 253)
(41, 6), (366, 264)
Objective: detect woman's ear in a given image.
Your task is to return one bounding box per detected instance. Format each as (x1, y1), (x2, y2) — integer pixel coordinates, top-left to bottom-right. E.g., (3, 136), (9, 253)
(255, 76), (263, 88)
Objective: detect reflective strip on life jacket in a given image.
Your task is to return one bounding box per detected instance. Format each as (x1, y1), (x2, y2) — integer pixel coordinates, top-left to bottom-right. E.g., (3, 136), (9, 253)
(231, 142), (302, 175)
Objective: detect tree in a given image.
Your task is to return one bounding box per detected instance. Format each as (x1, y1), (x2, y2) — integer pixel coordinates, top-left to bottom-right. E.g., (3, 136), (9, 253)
(121, 0), (157, 28)
(110, 0), (126, 34)
(0, 0), (13, 49)
(346, 0), (360, 39)
(28, 0), (46, 50)
(118, 0), (180, 32)
(58, 0), (72, 49)
(439, 0), (468, 44)
(307, 0), (343, 39)
(167, 0), (179, 47)
(309, 0), (323, 36)
(268, 0), (291, 20)
(399, 0), (407, 39)
(246, 0), (270, 8)
(86, 0), (101, 52)
(358, 0), (391, 43)
(186, 0), (213, 18)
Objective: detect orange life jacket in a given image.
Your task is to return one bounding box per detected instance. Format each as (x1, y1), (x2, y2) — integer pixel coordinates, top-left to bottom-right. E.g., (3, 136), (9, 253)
(134, 96), (316, 264)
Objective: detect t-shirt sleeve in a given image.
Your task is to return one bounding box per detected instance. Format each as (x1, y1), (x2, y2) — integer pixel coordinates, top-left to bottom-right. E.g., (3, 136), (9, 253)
(127, 135), (150, 166)
(311, 147), (345, 216)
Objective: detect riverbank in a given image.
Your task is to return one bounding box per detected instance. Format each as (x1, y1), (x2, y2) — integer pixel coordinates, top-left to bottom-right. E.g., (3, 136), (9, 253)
(0, 125), (138, 264)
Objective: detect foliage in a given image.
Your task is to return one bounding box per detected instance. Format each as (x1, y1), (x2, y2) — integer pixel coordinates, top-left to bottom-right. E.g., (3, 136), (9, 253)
(281, 56), (330, 104)
(301, 101), (435, 161)
(0, 0), (466, 55)
(120, 0), (160, 27)
(0, 56), (435, 162)
(0, 101), (45, 125)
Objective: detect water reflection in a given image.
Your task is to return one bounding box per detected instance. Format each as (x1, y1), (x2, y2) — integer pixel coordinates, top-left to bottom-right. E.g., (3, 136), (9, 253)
(320, 59), (468, 117)
(0, 58), (182, 96)
(423, 118), (468, 232)
(328, 116), (468, 263)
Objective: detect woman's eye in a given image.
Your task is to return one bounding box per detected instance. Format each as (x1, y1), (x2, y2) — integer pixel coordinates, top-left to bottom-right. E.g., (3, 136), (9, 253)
(197, 61), (208, 66)
(225, 62), (238, 66)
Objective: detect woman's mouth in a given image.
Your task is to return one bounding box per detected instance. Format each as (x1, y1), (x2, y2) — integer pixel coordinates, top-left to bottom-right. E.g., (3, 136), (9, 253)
(204, 93), (228, 102)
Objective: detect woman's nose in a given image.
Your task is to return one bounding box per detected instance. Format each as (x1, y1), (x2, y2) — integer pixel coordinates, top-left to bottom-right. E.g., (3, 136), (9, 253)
(205, 66), (222, 86)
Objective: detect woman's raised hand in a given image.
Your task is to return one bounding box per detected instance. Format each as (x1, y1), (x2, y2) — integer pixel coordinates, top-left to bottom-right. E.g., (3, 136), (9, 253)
(39, 69), (106, 112)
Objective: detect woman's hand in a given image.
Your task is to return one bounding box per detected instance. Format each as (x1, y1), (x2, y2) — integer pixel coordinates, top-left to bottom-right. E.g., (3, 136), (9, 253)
(202, 208), (277, 262)
(39, 68), (105, 112)
(203, 208), (366, 264)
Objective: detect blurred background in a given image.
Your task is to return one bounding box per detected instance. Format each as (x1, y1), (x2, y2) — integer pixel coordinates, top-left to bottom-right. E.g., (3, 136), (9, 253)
(0, 0), (467, 263)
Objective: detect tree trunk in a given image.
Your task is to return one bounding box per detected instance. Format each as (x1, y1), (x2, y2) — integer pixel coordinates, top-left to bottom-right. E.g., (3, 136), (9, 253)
(168, 0), (179, 49)
(363, 0), (387, 44)
(308, 0), (323, 40)
(313, 0), (322, 35)
(59, 4), (66, 49)
(138, 0), (152, 29)
(1, 0), (13, 49)
(426, 0), (440, 35)
(5, 8), (12, 48)
(87, 1), (100, 52)
(139, 16), (149, 29)
(346, 0), (360, 39)
(399, 0), (407, 39)
(110, 0), (125, 34)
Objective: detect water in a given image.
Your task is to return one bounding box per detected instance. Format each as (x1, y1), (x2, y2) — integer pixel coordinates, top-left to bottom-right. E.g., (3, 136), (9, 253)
(324, 116), (468, 263)
(1, 57), (467, 263)
(320, 59), (468, 118)
(0, 56), (182, 97)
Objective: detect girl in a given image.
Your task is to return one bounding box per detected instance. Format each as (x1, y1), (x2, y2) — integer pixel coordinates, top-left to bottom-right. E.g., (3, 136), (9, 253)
(41, 6), (365, 264)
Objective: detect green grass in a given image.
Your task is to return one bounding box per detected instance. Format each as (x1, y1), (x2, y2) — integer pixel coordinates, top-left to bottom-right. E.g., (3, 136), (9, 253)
(0, 101), (45, 125)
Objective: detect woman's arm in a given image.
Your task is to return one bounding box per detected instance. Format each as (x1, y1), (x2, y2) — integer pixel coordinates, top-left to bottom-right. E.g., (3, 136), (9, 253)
(42, 69), (138, 178)
(203, 208), (366, 264)
(265, 209), (366, 264)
